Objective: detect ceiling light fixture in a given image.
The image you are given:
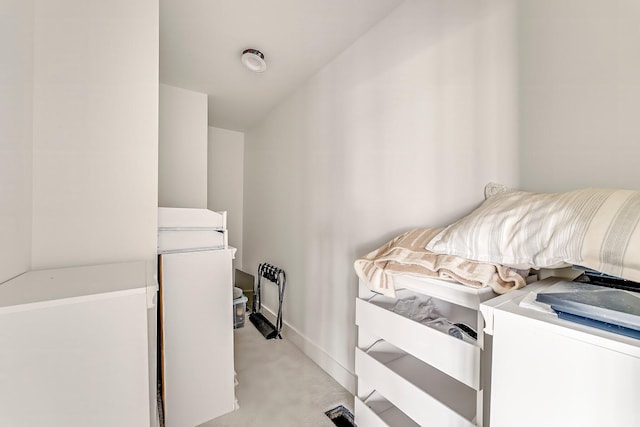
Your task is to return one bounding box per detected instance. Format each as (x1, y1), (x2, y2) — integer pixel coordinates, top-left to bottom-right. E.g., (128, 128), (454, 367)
(241, 48), (267, 73)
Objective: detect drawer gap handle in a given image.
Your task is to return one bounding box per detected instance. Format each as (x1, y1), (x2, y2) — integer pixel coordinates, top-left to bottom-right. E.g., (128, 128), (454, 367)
(364, 338), (384, 353)
(362, 389), (376, 403)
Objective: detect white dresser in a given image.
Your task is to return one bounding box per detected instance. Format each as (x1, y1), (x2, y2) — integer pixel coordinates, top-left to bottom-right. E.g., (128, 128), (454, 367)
(0, 262), (153, 427)
(480, 278), (640, 427)
(157, 207), (236, 426)
(355, 275), (496, 426)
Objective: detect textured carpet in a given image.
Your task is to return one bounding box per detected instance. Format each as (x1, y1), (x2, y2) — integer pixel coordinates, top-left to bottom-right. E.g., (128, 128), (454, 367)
(202, 322), (353, 427)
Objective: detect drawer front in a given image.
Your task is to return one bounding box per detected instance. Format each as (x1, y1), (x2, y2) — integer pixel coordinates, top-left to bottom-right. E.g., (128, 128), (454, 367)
(356, 297), (481, 389)
(355, 398), (391, 427)
(355, 396), (420, 427)
(356, 347), (475, 427)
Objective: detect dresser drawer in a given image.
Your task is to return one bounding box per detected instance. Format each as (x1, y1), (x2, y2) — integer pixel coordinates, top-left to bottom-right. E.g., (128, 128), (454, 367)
(355, 340), (476, 427)
(356, 290), (482, 389)
(355, 391), (419, 427)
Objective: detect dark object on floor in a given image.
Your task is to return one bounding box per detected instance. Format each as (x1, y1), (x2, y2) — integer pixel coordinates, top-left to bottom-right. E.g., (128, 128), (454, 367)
(157, 379), (165, 427)
(249, 312), (279, 339)
(235, 269), (255, 310)
(325, 405), (355, 427)
(251, 263), (286, 339)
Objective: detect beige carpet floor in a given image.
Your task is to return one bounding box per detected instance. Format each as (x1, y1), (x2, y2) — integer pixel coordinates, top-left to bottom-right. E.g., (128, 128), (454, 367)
(202, 320), (354, 427)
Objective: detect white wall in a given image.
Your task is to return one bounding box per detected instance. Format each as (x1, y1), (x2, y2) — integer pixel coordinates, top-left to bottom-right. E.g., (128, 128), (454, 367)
(208, 127), (244, 270)
(159, 84), (208, 208)
(0, 0), (34, 283)
(31, 0), (159, 270)
(519, 0), (640, 192)
(243, 0), (518, 390)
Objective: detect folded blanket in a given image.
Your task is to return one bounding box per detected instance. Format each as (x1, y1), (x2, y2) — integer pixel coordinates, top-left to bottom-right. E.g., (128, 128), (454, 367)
(354, 228), (527, 297)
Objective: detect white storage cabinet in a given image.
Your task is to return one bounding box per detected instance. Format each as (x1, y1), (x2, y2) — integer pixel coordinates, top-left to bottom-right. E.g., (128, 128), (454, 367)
(480, 278), (640, 427)
(355, 275), (496, 426)
(0, 262), (152, 427)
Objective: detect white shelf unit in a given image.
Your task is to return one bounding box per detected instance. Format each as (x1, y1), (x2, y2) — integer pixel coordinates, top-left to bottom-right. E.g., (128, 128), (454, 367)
(355, 276), (497, 426)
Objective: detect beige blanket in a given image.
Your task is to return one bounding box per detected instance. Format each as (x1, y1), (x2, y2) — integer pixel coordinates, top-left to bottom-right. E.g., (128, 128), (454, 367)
(354, 228), (527, 297)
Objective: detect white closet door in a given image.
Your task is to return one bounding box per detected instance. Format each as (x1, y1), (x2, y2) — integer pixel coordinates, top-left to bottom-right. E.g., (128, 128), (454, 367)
(161, 249), (235, 426)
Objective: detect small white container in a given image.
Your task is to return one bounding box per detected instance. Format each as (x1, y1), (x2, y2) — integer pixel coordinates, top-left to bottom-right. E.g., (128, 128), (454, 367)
(233, 295), (248, 329)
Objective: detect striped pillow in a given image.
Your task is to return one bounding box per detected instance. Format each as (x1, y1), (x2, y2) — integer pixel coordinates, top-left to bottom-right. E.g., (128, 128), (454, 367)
(426, 187), (640, 282)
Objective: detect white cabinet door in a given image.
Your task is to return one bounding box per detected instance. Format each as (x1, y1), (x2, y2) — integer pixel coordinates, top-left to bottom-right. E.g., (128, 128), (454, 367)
(161, 249), (235, 426)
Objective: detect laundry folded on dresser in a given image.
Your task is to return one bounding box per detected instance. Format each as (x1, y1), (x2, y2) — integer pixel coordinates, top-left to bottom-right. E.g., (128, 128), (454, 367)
(354, 227), (528, 297)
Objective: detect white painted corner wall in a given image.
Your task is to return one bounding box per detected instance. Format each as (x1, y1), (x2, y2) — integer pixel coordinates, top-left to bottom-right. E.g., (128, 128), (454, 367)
(159, 84), (208, 208)
(2, 0), (159, 277)
(30, 0), (159, 270)
(208, 126), (245, 270)
(243, 0), (519, 390)
(158, 87), (245, 268)
(0, 0), (34, 283)
(158, 85), (246, 270)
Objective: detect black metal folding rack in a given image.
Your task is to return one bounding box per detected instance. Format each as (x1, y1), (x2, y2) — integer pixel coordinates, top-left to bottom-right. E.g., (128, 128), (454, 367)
(249, 263), (286, 339)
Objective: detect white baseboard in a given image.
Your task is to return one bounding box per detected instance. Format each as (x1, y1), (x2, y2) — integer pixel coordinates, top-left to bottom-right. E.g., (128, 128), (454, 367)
(260, 306), (356, 394)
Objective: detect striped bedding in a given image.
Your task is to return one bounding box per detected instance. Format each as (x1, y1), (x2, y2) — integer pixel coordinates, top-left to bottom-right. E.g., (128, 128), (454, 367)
(354, 228), (528, 297)
(426, 187), (640, 283)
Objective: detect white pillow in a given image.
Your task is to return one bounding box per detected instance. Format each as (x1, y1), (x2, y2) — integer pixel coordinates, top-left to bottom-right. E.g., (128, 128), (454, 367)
(426, 186), (640, 282)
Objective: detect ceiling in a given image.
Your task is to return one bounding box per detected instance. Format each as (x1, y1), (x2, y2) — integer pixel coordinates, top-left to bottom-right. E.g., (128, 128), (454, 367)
(160, 0), (404, 132)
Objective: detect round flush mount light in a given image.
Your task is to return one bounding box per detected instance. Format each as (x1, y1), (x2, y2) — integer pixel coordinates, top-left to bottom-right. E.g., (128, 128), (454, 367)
(241, 48), (267, 73)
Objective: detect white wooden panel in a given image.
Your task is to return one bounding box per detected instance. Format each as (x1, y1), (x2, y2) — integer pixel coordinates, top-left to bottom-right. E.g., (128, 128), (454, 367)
(356, 294), (481, 389)
(356, 342), (476, 427)
(0, 265), (150, 427)
(161, 249), (235, 426)
(355, 393), (419, 427)
(158, 229), (227, 253)
(158, 207), (226, 229)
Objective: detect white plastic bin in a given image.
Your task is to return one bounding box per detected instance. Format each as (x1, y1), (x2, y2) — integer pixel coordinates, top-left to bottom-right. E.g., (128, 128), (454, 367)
(233, 295), (248, 329)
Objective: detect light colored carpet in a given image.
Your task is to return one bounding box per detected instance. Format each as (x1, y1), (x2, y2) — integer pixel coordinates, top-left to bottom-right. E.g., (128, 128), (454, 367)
(202, 320), (354, 427)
